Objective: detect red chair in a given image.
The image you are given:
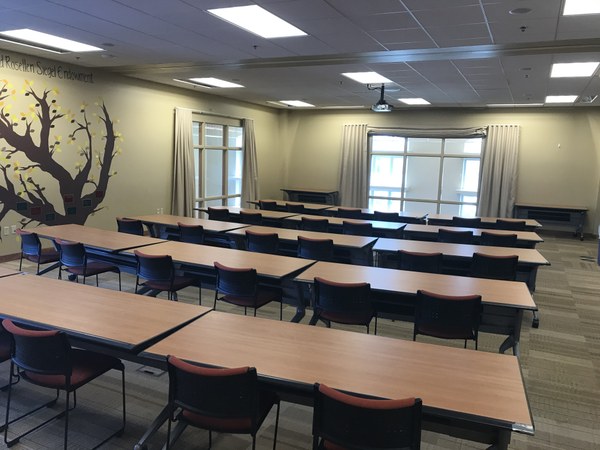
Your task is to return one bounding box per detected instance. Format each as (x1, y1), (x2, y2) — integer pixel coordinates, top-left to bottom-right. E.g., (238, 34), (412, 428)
(56, 239), (121, 290)
(15, 229), (60, 275)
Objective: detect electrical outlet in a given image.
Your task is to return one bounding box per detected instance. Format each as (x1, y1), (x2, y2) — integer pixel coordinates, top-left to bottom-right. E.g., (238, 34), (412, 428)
(10, 225), (16, 234)
(3, 226), (8, 236)
(156, 208), (160, 214)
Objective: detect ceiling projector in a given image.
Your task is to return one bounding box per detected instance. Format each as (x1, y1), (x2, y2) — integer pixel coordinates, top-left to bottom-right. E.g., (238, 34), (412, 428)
(370, 84), (393, 112)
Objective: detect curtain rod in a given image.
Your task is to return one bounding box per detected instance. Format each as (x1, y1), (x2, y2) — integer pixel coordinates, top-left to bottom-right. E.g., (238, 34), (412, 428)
(179, 107), (247, 121)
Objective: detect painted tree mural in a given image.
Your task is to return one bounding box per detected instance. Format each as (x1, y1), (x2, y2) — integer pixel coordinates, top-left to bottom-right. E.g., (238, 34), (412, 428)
(0, 79), (121, 228)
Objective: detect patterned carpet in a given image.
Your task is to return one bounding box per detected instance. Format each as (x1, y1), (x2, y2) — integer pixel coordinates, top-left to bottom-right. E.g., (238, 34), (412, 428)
(0, 231), (599, 449)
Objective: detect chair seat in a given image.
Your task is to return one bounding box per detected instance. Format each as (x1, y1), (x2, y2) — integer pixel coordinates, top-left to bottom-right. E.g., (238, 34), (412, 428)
(319, 310), (373, 326)
(22, 348), (122, 391)
(220, 288), (280, 308)
(66, 261), (118, 277)
(181, 389), (277, 433)
(140, 275), (197, 293)
(25, 248), (59, 264)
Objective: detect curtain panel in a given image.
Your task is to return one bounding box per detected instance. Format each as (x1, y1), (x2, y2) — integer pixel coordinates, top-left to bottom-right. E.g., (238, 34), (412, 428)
(171, 107), (195, 216)
(338, 124), (369, 208)
(241, 118), (260, 208)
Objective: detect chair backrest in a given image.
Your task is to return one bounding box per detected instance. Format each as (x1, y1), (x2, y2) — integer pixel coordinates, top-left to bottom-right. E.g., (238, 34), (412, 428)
(258, 200), (278, 211)
(398, 216), (425, 224)
(56, 239), (87, 267)
(470, 252), (518, 281)
(342, 221), (373, 237)
(437, 228), (474, 244)
(300, 217), (329, 232)
(167, 355), (258, 428)
(336, 208), (363, 219)
(312, 383), (422, 450)
(495, 219), (528, 231)
(134, 250), (175, 281)
(452, 216), (482, 228)
(414, 290), (482, 343)
(286, 203), (307, 213)
(239, 211), (263, 225)
(245, 230), (279, 254)
(314, 277), (373, 319)
(479, 231), (518, 247)
(16, 229), (42, 257)
(373, 211), (400, 222)
(178, 222), (204, 244)
(397, 250), (443, 274)
(117, 217), (144, 235)
(214, 261), (258, 297)
(2, 319), (71, 376)
(297, 236), (334, 261)
(207, 207), (230, 221)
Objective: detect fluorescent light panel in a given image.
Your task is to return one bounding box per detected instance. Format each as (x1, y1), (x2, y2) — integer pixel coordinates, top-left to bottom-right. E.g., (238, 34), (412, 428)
(189, 78), (244, 88)
(399, 98), (430, 105)
(551, 62), (599, 77)
(563, 0), (600, 15)
(487, 103), (544, 107)
(207, 5), (306, 38)
(0, 28), (102, 52)
(279, 100), (315, 107)
(545, 95), (578, 103)
(342, 72), (393, 84)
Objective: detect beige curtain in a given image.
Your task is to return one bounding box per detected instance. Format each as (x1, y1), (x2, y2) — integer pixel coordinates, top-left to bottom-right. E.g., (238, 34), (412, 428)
(338, 124), (369, 207)
(171, 107), (195, 216)
(241, 118), (260, 208)
(477, 125), (520, 217)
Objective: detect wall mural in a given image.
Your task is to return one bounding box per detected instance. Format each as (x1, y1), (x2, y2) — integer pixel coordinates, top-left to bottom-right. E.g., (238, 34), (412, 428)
(0, 79), (122, 230)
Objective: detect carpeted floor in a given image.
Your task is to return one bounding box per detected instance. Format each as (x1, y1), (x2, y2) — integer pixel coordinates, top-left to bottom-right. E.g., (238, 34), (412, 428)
(0, 230), (599, 449)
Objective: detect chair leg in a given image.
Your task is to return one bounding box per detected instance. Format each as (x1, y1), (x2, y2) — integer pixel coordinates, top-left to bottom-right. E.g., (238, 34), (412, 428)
(117, 271), (122, 291)
(64, 391), (70, 450)
(18, 255), (23, 272)
(374, 315), (378, 336)
(272, 402), (280, 450)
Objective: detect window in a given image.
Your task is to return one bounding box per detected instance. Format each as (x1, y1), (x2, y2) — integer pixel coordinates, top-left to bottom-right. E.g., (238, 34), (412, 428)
(368, 135), (483, 216)
(192, 120), (244, 209)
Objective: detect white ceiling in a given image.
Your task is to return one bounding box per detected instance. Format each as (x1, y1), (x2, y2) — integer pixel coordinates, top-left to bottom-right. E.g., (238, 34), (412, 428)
(0, 0), (599, 109)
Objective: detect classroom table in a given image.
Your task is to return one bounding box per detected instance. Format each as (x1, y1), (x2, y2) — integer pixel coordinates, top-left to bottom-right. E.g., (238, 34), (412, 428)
(426, 214), (541, 230)
(403, 223), (543, 248)
(373, 238), (550, 290)
(250, 199), (335, 212)
(325, 206), (427, 223)
(514, 203), (587, 240)
(140, 311), (534, 450)
(294, 261), (536, 356)
(194, 206), (299, 227)
(283, 213), (405, 238)
(0, 274), (211, 353)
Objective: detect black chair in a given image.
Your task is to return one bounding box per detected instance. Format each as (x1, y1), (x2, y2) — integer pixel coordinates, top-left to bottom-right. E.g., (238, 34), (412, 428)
(134, 250), (201, 303)
(397, 249), (443, 273)
(56, 239), (121, 290)
(240, 211), (263, 225)
(165, 355), (279, 450)
(437, 228), (474, 244)
(342, 221), (373, 237)
(414, 290), (482, 349)
(452, 216), (482, 228)
(214, 262), (283, 319)
(286, 203), (307, 214)
(496, 219), (528, 231)
(312, 383), (422, 450)
(297, 236), (334, 261)
(0, 324), (15, 392)
(336, 208), (363, 219)
(116, 217), (145, 235)
(245, 230), (279, 254)
(310, 277), (376, 334)
(207, 207), (230, 221)
(2, 319), (125, 449)
(300, 217), (329, 232)
(259, 200), (279, 211)
(373, 211), (400, 222)
(178, 222), (205, 244)
(479, 231), (518, 247)
(15, 229), (60, 275)
(470, 252), (518, 281)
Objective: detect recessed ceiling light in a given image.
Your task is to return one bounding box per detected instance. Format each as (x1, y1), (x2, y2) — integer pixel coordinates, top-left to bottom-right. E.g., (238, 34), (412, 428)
(279, 100), (315, 107)
(207, 5), (306, 38)
(188, 78), (244, 88)
(487, 103), (544, 107)
(563, 0), (600, 15)
(398, 98), (430, 105)
(0, 28), (103, 53)
(551, 62), (600, 77)
(341, 72), (393, 84)
(545, 95), (578, 103)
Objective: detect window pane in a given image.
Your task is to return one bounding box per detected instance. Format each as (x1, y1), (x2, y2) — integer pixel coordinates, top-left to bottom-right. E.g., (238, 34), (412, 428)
(439, 203), (462, 215)
(192, 122), (201, 146)
(369, 198), (401, 212)
(445, 138), (482, 156)
(194, 150), (200, 198)
(371, 135), (405, 153)
(205, 124), (224, 147)
(204, 149), (223, 197)
(407, 138), (442, 154)
(227, 197), (241, 207)
(405, 156), (439, 200)
(441, 158), (479, 202)
(369, 155), (403, 199)
(205, 199), (222, 207)
(227, 150), (243, 195)
(460, 203), (477, 217)
(404, 201), (437, 214)
(228, 127), (243, 147)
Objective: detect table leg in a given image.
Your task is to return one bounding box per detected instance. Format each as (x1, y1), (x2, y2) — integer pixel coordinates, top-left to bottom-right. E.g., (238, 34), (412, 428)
(134, 404), (170, 450)
(499, 309), (523, 356)
(291, 282), (306, 323)
(486, 429), (511, 450)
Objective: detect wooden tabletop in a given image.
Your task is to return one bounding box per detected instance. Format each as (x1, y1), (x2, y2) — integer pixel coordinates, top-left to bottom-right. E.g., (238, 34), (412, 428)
(256, 199), (334, 211)
(514, 203), (588, 212)
(125, 214), (250, 232)
(295, 261), (536, 309)
(226, 225), (378, 249)
(124, 240), (316, 279)
(285, 214), (405, 231)
(427, 214), (542, 228)
(373, 238), (550, 266)
(146, 311), (533, 433)
(197, 207), (299, 220)
(0, 275), (210, 352)
(404, 224), (543, 243)
(35, 224), (164, 252)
